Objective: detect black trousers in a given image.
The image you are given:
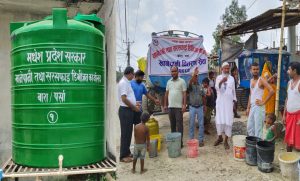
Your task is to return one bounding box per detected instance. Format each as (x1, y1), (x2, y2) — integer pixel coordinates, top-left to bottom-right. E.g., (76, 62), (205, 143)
(133, 111), (142, 125)
(118, 106), (134, 159)
(168, 108), (183, 145)
(233, 101), (238, 115)
(211, 87), (217, 107)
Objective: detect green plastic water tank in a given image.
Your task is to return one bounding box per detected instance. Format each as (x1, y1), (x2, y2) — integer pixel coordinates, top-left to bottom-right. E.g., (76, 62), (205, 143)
(10, 8), (106, 167)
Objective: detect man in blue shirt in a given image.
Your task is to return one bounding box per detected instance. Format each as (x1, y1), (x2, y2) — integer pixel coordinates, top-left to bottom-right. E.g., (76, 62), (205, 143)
(131, 70), (160, 124)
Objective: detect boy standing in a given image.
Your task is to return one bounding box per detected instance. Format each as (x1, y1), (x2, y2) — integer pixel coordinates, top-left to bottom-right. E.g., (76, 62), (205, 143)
(132, 112), (150, 174)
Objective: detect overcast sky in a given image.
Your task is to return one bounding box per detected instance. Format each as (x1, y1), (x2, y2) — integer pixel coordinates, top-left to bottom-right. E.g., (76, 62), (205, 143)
(116, 0), (292, 70)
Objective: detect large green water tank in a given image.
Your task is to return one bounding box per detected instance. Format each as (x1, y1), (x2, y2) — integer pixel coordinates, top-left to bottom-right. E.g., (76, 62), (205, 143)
(10, 8), (106, 167)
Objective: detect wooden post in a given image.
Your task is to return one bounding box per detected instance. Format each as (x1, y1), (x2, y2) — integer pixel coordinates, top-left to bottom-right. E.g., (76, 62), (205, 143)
(275, 0), (287, 118)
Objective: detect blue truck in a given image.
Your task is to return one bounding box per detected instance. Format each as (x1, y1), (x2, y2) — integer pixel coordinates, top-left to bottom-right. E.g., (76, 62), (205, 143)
(143, 30), (209, 114)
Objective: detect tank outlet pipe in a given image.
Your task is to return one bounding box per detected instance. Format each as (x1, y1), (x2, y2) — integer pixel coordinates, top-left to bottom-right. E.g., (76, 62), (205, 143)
(53, 8), (67, 29)
(58, 155), (64, 173)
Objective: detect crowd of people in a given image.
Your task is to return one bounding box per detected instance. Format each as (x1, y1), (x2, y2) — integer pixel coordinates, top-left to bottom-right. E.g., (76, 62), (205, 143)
(117, 61), (300, 173)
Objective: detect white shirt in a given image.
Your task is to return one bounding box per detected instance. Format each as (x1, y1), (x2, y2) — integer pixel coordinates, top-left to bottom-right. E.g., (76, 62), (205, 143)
(287, 80), (300, 113)
(209, 78), (215, 88)
(118, 76), (136, 107)
(166, 77), (187, 108)
(215, 74), (236, 127)
(250, 77), (264, 105)
(215, 74), (237, 102)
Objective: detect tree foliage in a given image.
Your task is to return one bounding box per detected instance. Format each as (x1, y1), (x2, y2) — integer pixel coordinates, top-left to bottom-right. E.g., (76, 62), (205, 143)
(212, 0), (247, 54)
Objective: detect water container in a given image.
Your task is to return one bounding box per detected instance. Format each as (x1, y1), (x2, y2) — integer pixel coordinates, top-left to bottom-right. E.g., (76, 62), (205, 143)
(149, 139), (158, 158)
(166, 132), (181, 158)
(278, 152), (299, 181)
(146, 118), (159, 136)
(187, 139), (198, 158)
(10, 8), (105, 167)
(256, 141), (275, 173)
(245, 136), (261, 166)
(232, 135), (246, 161)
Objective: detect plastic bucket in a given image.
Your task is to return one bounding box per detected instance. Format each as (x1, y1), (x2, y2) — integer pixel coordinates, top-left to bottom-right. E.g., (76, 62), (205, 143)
(256, 141), (275, 173)
(166, 132), (181, 158)
(245, 136), (261, 166)
(187, 139), (199, 158)
(278, 152), (300, 181)
(232, 135), (246, 161)
(149, 139), (158, 158)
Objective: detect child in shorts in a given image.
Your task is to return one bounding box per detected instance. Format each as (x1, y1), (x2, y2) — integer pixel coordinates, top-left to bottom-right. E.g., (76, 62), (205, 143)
(132, 112), (150, 174)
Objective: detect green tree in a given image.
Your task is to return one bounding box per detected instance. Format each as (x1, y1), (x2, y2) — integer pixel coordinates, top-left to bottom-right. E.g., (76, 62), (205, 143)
(116, 71), (123, 82)
(212, 0), (247, 54)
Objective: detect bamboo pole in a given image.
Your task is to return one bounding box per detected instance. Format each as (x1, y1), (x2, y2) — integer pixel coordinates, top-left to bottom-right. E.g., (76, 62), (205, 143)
(275, 0), (287, 118)
(273, 12), (300, 17)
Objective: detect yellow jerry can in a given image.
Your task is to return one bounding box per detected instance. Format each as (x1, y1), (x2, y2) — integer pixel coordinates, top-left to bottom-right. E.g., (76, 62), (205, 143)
(146, 118), (159, 136)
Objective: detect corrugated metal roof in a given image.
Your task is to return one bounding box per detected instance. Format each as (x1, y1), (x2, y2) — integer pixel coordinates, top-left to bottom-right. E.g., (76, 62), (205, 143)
(222, 7), (300, 36)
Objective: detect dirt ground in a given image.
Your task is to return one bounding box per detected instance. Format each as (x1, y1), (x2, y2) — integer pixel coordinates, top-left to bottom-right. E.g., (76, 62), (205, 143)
(117, 111), (300, 181)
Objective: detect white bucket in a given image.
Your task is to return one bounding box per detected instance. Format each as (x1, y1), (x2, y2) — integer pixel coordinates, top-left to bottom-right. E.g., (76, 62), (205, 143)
(232, 135), (246, 161)
(278, 152), (300, 181)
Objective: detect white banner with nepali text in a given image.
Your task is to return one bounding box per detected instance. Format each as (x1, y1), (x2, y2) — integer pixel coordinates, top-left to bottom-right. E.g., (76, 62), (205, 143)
(147, 36), (208, 76)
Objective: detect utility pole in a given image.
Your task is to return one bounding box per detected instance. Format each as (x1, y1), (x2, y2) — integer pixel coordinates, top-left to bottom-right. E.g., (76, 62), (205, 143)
(123, 0), (134, 67)
(127, 43), (130, 66)
(123, 40), (134, 66)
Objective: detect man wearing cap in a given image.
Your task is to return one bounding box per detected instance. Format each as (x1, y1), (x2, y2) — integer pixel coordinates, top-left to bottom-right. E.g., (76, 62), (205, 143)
(214, 62), (237, 149)
(118, 66), (140, 163)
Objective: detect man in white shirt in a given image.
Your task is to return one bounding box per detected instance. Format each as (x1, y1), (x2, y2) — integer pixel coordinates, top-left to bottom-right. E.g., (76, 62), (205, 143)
(118, 66), (139, 163)
(214, 62), (236, 149)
